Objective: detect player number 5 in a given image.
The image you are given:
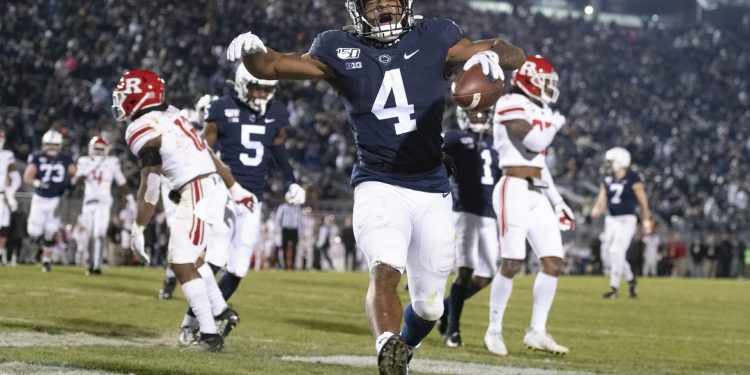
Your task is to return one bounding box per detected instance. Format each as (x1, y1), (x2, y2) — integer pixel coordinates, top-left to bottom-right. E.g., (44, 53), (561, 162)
(372, 69), (416, 135)
(240, 124), (266, 167)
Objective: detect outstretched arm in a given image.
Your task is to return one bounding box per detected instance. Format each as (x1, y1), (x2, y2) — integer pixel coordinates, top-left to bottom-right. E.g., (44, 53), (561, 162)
(447, 38), (526, 71)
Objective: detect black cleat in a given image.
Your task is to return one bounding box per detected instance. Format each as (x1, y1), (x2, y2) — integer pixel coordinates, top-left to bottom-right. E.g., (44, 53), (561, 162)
(628, 280), (638, 298)
(443, 331), (463, 348)
(437, 312), (448, 336)
(215, 307), (240, 338)
(42, 262), (51, 273)
(159, 277), (177, 300)
(85, 268), (102, 276)
(186, 332), (224, 352)
(378, 335), (408, 375)
(603, 287), (618, 299)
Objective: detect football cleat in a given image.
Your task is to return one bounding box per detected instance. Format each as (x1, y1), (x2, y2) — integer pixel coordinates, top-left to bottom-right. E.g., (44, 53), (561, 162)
(484, 328), (508, 356)
(437, 312), (448, 336)
(377, 334), (409, 375)
(215, 307), (240, 338)
(159, 277), (177, 300)
(603, 287), (618, 299)
(185, 332), (224, 352)
(628, 280), (638, 299)
(523, 328), (568, 355)
(42, 262), (51, 273)
(178, 325), (200, 347)
(85, 268), (102, 276)
(443, 331), (463, 348)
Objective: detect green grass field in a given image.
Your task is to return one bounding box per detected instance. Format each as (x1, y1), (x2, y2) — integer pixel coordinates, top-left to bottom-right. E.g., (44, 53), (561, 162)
(0, 266), (748, 375)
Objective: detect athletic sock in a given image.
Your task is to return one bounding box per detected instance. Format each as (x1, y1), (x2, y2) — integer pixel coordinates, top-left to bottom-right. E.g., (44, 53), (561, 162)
(530, 272), (558, 335)
(218, 272), (242, 301)
(465, 281), (482, 299)
(181, 314), (198, 328)
(488, 275), (513, 332)
(92, 237), (102, 269)
(446, 283), (467, 334)
(181, 279), (218, 334)
(400, 303), (435, 348)
(0, 248), (6, 264)
(165, 267), (176, 278)
(197, 263), (228, 316)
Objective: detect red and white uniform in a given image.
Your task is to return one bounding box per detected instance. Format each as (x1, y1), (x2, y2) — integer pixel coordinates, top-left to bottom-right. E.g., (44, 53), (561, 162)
(77, 156), (126, 237)
(492, 93), (563, 260)
(0, 150), (16, 227)
(125, 105), (228, 264)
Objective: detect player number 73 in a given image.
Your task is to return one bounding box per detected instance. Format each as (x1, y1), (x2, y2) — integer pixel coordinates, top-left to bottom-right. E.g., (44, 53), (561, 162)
(371, 68), (416, 135)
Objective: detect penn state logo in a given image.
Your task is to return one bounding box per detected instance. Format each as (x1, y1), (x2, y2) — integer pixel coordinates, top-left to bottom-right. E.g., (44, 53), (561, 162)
(378, 54), (392, 64)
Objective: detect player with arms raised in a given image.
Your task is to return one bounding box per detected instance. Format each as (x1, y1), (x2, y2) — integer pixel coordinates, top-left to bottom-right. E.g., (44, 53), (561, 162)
(438, 107), (499, 347)
(23, 130), (76, 272)
(591, 147), (651, 299)
(72, 136), (134, 275)
(227, 1), (524, 372)
(484, 55), (575, 356)
(113, 70), (255, 351)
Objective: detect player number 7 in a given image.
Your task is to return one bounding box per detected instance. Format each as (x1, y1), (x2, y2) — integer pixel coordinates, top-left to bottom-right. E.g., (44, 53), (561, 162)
(372, 69), (416, 135)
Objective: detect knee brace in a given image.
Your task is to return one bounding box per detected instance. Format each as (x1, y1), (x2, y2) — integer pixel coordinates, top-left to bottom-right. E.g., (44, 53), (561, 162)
(412, 300), (444, 322)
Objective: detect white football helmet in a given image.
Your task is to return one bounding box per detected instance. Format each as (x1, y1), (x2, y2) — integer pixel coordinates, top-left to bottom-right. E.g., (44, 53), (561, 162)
(234, 64), (277, 116)
(42, 129), (64, 156)
(605, 147), (631, 170)
(89, 136), (111, 158)
(456, 106), (492, 134)
(346, 0), (416, 42)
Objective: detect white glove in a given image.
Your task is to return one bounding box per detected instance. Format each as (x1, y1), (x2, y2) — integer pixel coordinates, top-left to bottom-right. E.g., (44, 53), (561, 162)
(6, 193), (18, 212)
(229, 182), (257, 212)
(554, 201), (575, 232)
(551, 111), (566, 131)
(227, 31), (267, 62)
(463, 51), (504, 81)
(285, 183), (306, 205)
(130, 224), (150, 264)
(125, 194), (137, 211)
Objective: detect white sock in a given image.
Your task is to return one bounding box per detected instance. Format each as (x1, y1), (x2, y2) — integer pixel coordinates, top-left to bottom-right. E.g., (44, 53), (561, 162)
(181, 279), (218, 334)
(624, 261), (634, 282)
(0, 248), (6, 264)
(93, 237), (102, 269)
(181, 314), (198, 328)
(488, 275), (513, 332)
(198, 263), (227, 316)
(610, 252), (624, 288)
(166, 267), (176, 278)
(375, 331), (395, 353)
(530, 272), (558, 334)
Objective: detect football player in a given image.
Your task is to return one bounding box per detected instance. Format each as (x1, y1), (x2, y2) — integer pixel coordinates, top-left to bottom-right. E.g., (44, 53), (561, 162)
(0, 131), (21, 265)
(113, 69), (257, 351)
(23, 129), (76, 272)
(591, 147), (651, 298)
(484, 55), (574, 356)
(72, 136), (135, 275)
(226, 1), (525, 372)
(438, 107), (500, 347)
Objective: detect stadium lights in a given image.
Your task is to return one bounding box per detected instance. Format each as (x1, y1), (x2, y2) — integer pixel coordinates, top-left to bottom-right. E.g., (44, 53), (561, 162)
(584, 5), (594, 15)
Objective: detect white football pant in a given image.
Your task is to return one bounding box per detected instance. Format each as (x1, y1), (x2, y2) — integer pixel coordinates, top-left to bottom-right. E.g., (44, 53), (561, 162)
(602, 214), (637, 288)
(454, 211), (499, 278)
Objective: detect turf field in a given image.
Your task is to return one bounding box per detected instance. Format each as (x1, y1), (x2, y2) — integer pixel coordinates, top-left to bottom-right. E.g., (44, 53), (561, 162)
(0, 266), (748, 375)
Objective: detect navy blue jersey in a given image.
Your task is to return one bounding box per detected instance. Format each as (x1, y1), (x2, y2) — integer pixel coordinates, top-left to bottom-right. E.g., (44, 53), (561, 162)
(443, 129), (500, 218)
(204, 95), (289, 201)
(602, 169), (643, 216)
(27, 152), (73, 198)
(309, 18), (463, 193)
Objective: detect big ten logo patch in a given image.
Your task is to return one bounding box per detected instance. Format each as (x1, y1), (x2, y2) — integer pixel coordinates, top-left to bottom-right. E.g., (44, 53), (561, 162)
(346, 62), (363, 70)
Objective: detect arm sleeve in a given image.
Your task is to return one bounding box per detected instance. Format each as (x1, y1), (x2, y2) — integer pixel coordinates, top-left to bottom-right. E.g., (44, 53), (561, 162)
(7, 170), (21, 195)
(271, 144), (297, 189)
(522, 125), (560, 153)
(541, 164), (563, 205)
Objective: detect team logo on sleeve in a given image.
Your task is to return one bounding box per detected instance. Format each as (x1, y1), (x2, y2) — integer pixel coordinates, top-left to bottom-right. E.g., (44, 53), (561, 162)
(336, 48), (361, 60)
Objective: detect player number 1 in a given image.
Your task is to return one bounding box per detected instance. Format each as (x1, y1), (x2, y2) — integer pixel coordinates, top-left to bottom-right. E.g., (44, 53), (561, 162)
(372, 68), (416, 135)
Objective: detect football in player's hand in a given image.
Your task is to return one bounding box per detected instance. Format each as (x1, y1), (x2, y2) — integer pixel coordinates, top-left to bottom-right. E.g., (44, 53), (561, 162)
(451, 64), (504, 112)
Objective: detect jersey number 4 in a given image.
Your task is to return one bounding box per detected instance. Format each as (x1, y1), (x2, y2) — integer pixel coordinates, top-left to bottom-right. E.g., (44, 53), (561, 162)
(372, 69), (416, 135)
(240, 125), (265, 167)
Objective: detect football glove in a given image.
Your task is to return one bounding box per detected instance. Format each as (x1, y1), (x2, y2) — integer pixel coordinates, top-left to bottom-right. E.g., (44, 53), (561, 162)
(229, 182), (257, 212)
(285, 183), (306, 205)
(554, 201), (575, 232)
(551, 111), (566, 131)
(227, 31), (268, 62)
(442, 152), (457, 177)
(463, 51), (504, 81)
(5, 193), (17, 212)
(130, 224), (150, 264)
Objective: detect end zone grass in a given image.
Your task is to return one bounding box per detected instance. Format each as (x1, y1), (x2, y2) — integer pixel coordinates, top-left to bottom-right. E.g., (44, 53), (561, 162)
(0, 266), (748, 374)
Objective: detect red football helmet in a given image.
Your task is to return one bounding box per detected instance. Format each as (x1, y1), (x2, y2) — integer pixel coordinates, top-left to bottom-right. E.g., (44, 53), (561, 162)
(512, 55), (559, 104)
(112, 70), (165, 121)
(89, 136), (111, 157)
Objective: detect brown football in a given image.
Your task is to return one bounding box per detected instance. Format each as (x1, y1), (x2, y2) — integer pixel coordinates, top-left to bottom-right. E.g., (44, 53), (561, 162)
(451, 64), (505, 112)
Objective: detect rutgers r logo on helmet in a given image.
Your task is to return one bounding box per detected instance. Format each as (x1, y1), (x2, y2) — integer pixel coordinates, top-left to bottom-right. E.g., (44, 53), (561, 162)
(111, 70), (166, 122)
(123, 78), (143, 94)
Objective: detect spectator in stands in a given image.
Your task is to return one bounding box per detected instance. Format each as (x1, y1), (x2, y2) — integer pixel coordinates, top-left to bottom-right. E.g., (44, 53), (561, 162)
(341, 215), (357, 271)
(666, 233), (688, 277)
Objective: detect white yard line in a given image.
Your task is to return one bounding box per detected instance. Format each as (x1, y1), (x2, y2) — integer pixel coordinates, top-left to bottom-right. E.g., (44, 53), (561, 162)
(0, 362), (124, 375)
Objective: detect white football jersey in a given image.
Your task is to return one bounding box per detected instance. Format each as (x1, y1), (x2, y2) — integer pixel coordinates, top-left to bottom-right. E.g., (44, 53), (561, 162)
(125, 105), (215, 189)
(492, 93), (555, 169)
(0, 150), (15, 193)
(77, 156), (126, 204)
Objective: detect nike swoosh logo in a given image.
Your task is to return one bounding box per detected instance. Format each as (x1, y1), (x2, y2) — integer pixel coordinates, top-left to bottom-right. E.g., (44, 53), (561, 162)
(264, 118), (275, 123)
(404, 50), (420, 60)
(442, 192), (450, 198)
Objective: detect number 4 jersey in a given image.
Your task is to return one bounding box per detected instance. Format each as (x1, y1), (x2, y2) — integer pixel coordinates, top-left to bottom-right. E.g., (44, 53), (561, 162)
(76, 156), (126, 205)
(309, 18), (463, 193)
(27, 152), (74, 198)
(125, 105), (215, 190)
(204, 95), (289, 201)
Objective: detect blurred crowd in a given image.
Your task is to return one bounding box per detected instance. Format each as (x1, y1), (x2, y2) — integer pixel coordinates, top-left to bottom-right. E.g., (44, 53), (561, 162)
(1, 1), (749, 273)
